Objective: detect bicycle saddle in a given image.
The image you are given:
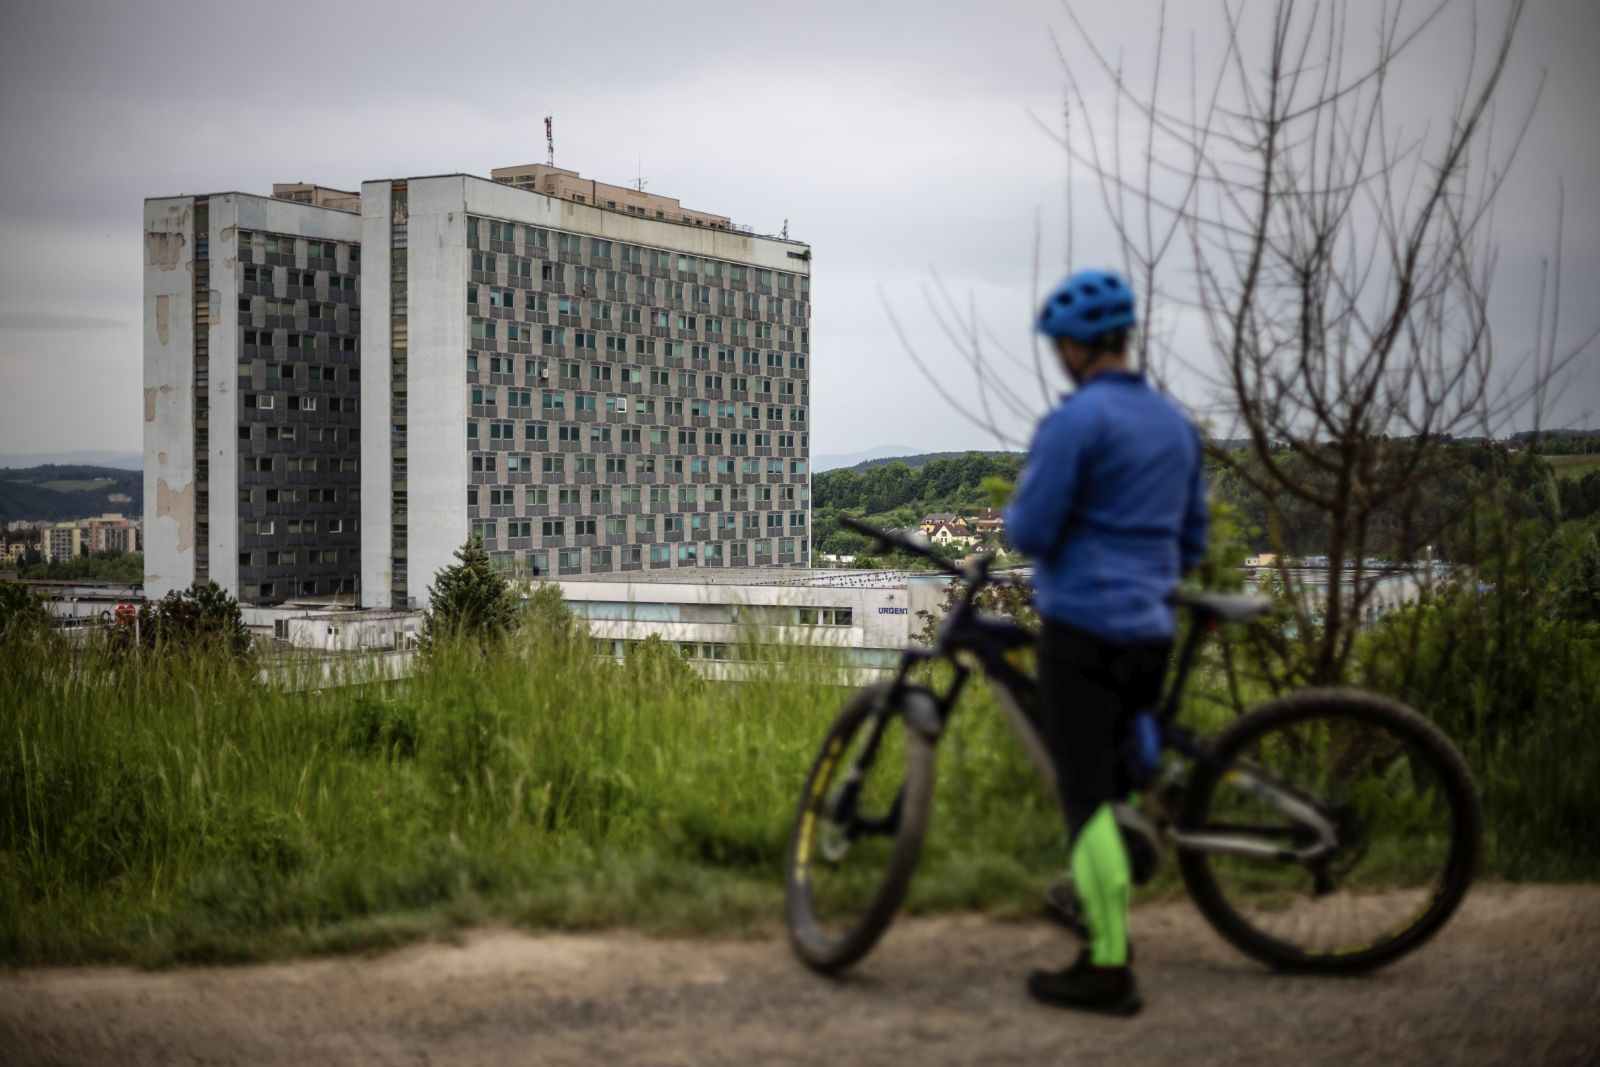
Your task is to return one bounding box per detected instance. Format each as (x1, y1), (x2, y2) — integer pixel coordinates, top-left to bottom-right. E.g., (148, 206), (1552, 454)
(1170, 590), (1274, 623)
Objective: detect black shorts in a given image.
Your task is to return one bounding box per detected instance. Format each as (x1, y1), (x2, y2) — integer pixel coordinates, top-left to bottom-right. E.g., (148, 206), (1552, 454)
(1035, 618), (1171, 837)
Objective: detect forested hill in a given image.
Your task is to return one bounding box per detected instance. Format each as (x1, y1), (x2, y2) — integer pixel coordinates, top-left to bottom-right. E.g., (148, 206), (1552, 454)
(814, 451), (1023, 515)
(839, 450), (1024, 474)
(0, 465), (143, 525)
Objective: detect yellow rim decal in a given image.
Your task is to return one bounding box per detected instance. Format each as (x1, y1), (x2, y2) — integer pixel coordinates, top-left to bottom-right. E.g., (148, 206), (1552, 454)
(795, 811), (815, 876)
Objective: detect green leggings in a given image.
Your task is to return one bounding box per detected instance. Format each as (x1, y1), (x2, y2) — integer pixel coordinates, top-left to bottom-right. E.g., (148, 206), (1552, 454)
(1070, 804), (1131, 967)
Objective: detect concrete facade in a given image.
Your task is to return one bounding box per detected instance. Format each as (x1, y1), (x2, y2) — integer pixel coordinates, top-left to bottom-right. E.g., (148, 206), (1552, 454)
(143, 192), (362, 603)
(361, 174), (812, 609)
(556, 569), (949, 681)
(143, 197), (198, 596)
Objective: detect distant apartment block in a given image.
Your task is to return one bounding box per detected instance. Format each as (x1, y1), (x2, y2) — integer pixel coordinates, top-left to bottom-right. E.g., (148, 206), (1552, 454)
(32, 514), (139, 562)
(360, 169), (811, 609)
(84, 513), (140, 554)
(42, 522), (83, 563)
(143, 189), (362, 604)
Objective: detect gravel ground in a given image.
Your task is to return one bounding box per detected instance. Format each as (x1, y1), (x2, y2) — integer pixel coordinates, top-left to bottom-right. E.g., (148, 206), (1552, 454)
(3, 884), (1597, 1067)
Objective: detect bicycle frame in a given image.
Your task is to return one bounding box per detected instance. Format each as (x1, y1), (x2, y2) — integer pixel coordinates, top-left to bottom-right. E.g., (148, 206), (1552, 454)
(857, 552), (1340, 867)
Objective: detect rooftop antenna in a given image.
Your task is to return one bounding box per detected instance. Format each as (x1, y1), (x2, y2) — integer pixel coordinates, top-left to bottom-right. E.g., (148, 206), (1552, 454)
(781, 218), (789, 239)
(633, 152), (648, 192)
(544, 116), (554, 167)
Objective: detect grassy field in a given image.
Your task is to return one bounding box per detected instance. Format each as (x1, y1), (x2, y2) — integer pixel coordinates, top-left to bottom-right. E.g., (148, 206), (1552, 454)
(2, 610), (1595, 967)
(1545, 453), (1600, 479)
(33, 478), (116, 492)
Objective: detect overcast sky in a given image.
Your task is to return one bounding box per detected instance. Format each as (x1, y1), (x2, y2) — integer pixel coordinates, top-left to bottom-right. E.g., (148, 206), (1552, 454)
(1, 0), (1595, 461)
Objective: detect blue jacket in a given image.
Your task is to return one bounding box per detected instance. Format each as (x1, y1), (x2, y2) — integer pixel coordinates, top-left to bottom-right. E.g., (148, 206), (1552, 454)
(1006, 372), (1209, 642)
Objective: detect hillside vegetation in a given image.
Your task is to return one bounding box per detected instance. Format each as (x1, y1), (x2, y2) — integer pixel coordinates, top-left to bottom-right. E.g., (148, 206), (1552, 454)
(0, 465), (142, 525)
(814, 451), (1023, 557)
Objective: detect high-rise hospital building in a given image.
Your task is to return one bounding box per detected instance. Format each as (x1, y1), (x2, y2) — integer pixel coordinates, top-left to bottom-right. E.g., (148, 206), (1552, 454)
(143, 186), (363, 603)
(144, 166), (811, 608)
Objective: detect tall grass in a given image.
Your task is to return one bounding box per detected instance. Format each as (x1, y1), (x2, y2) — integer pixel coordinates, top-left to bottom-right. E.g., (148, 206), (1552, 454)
(2, 605), (1593, 968)
(0, 622), (1073, 966)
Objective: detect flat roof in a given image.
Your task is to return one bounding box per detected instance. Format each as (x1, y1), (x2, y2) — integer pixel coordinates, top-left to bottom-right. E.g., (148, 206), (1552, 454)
(142, 190), (361, 215)
(377, 173), (810, 248)
(547, 567), (938, 590)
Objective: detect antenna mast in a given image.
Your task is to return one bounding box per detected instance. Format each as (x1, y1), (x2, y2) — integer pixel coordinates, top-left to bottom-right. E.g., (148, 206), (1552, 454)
(634, 152), (648, 193)
(544, 116), (554, 167)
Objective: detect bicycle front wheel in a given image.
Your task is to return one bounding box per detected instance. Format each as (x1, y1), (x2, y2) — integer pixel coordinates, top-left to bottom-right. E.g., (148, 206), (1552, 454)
(1178, 688), (1480, 973)
(785, 682), (936, 974)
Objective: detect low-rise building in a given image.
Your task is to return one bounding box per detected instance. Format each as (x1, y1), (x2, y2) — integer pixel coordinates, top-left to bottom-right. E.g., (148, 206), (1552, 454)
(973, 507), (1006, 536)
(928, 520), (975, 549)
(551, 567), (953, 680)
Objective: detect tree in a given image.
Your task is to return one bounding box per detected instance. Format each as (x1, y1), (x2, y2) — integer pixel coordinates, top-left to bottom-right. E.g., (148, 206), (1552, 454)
(621, 633), (702, 692)
(0, 579), (49, 643)
(420, 537), (520, 654)
(909, 2), (1594, 685)
(1061, 1), (1600, 683)
(136, 581), (251, 659)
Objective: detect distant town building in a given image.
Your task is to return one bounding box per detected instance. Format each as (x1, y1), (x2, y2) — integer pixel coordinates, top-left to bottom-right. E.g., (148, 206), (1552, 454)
(84, 513), (140, 554)
(42, 522), (83, 562)
(928, 520), (975, 548)
(973, 507), (1006, 536)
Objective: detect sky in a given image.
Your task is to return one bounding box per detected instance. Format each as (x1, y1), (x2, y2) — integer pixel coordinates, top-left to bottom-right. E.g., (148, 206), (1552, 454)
(0, 0), (1596, 462)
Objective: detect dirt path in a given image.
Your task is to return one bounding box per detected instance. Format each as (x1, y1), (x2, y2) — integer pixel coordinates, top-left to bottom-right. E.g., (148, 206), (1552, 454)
(4, 884), (1598, 1067)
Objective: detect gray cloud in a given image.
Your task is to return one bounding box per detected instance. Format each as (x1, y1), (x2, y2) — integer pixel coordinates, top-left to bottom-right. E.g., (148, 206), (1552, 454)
(0, 310), (127, 330)
(0, 0), (1595, 457)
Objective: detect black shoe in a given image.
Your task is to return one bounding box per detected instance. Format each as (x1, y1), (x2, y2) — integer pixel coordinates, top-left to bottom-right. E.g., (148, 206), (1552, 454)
(1028, 951), (1143, 1016)
(1041, 881), (1135, 964)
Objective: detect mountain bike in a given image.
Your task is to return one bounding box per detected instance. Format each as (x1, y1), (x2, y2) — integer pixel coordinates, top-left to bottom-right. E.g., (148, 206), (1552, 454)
(785, 518), (1480, 976)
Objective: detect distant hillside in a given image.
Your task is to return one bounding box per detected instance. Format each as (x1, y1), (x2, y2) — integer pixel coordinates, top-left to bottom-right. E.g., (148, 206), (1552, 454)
(813, 445), (919, 473)
(844, 450), (1024, 473)
(0, 450), (141, 471)
(0, 465), (143, 525)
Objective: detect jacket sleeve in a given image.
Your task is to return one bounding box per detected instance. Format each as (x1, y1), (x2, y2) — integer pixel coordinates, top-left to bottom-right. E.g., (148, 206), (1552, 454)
(1006, 407), (1087, 558)
(1178, 434), (1210, 573)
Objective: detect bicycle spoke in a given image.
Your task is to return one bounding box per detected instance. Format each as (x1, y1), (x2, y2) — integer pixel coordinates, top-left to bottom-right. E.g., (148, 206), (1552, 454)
(1192, 709), (1462, 960)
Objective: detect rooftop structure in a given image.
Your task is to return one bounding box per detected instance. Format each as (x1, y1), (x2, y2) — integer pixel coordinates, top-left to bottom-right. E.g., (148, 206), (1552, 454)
(490, 164), (737, 232)
(272, 183), (362, 213)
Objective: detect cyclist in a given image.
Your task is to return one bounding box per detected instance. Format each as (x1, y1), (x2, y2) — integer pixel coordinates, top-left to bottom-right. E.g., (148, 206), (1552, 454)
(1006, 268), (1209, 1015)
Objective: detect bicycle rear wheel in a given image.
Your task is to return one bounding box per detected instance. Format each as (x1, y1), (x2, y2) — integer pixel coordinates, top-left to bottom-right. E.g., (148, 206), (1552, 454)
(785, 682), (936, 974)
(1178, 688), (1480, 973)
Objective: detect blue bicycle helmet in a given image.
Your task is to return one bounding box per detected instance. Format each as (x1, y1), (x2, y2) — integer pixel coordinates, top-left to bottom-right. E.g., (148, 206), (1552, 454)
(1037, 269), (1137, 342)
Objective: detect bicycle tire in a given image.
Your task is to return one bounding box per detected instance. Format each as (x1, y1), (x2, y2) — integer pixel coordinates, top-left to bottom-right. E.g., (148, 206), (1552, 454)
(1178, 688), (1480, 974)
(785, 682), (936, 974)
